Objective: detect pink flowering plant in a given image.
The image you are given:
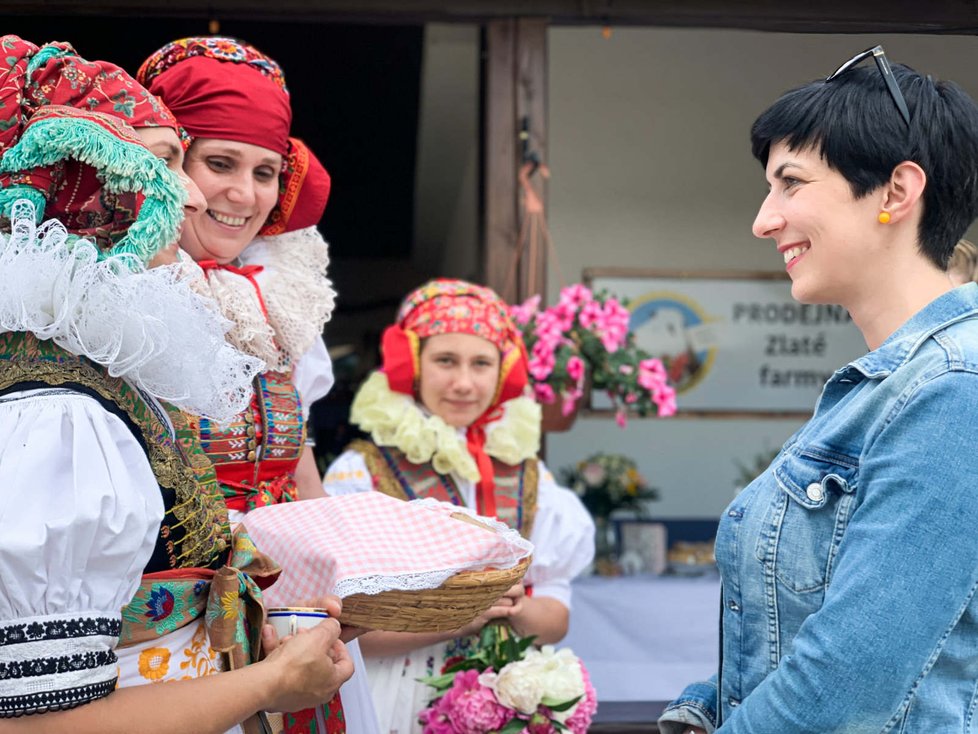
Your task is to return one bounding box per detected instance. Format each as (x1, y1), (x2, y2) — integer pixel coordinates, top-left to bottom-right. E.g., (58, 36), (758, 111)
(510, 284), (677, 427)
(418, 623), (597, 734)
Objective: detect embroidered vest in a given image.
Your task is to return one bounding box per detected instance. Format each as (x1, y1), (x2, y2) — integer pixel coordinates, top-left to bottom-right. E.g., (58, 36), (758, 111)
(198, 371), (305, 512)
(348, 439), (539, 539)
(0, 331), (230, 573)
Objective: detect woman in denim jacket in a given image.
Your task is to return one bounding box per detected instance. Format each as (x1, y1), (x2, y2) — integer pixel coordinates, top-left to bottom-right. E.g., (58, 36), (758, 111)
(661, 47), (978, 734)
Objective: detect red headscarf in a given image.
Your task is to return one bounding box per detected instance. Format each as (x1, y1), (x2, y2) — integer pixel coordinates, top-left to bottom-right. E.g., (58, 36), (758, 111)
(381, 279), (530, 516)
(0, 35), (184, 260)
(137, 37), (290, 156)
(138, 37), (330, 233)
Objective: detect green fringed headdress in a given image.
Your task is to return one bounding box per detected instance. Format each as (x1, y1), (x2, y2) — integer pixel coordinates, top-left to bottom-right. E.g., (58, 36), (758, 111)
(0, 35), (186, 264)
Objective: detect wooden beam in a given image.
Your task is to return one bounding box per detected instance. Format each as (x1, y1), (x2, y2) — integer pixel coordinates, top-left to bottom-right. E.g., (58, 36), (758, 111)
(483, 19), (519, 304)
(5, 0), (978, 33)
(482, 18), (548, 305)
(515, 19), (548, 304)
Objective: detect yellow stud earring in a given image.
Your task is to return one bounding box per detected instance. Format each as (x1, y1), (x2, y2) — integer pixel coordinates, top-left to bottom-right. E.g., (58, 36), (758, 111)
(878, 211), (891, 224)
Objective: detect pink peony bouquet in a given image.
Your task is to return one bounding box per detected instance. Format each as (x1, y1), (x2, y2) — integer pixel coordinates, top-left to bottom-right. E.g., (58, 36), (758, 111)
(510, 284), (677, 427)
(419, 624), (597, 734)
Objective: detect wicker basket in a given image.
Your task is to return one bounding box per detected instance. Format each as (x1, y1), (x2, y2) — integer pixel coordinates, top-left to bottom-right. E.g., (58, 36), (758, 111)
(337, 512), (532, 632)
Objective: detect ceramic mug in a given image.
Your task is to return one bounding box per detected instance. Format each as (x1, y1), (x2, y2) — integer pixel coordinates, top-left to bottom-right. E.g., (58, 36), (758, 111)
(266, 607), (330, 638)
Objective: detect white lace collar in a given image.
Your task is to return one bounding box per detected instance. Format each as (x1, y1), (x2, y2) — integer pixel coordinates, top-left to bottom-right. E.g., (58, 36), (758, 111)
(184, 226), (336, 372)
(0, 200), (262, 423)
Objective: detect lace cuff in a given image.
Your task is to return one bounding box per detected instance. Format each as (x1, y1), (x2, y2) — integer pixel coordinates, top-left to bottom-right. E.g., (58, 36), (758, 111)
(0, 611), (121, 718)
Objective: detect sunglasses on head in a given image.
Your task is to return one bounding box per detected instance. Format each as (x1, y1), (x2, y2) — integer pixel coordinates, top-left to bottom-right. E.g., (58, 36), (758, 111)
(825, 45), (911, 127)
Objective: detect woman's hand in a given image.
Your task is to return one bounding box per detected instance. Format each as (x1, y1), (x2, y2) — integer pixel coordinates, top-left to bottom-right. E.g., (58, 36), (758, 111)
(260, 595), (345, 658)
(455, 583), (526, 637)
(260, 619), (353, 712)
(289, 595), (343, 618)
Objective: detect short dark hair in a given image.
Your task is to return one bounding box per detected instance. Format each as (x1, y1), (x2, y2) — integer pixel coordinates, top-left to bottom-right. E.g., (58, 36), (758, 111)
(751, 63), (978, 268)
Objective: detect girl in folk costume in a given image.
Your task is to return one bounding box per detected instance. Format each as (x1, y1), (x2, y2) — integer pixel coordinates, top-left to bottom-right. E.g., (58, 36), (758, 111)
(0, 37), (351, 734)
(137, 37), (337, 520)
(323, 279), (595, 734)
(138, 37), (373, 734)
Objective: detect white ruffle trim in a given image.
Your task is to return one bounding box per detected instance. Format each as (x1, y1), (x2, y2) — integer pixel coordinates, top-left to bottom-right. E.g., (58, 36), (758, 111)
(350, 371), (541, 482)
(0, 200), (263, 423)
(183, 226), (337, 372)
(243, 226), (336, 364)
(331, 498), (533, 598)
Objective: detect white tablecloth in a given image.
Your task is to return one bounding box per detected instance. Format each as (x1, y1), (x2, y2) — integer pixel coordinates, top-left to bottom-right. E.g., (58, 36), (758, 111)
(557, 573), (721, 702)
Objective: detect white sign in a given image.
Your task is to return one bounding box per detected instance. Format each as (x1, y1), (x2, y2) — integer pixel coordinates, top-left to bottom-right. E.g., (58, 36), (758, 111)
(587, 270), (868, 415)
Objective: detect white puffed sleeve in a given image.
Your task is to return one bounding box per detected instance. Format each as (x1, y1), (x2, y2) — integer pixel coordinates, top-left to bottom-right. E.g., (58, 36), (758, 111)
(322, 449), (374, 495)
(524, 461), (595, 608)
(293, 336), (335, 420)
(0, 389), (164, 718)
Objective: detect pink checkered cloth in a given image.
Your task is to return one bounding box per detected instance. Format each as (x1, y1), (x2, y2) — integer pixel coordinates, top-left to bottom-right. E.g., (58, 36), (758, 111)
(242, 493), (533, 606)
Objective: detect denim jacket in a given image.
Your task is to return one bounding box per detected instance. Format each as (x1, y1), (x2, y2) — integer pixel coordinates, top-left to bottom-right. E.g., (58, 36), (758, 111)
(661, 284), (978, 734)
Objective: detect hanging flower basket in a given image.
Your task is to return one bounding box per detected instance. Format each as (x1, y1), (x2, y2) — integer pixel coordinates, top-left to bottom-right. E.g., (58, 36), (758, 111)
(540, 396), (579, 432)
(510, 285), (678, 428)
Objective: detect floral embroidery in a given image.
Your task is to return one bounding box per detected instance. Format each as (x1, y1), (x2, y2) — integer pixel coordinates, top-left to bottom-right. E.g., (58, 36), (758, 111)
(0, 616), (120, 647)
(0, 650), (116, 680)
(137, 647), (170, 681)
(145, 587), (175, 622)
(121, 580), (201, 644)
(178, 624), (220, 680)
(219, 591), (239, 620)
(137, 36), (289, 93)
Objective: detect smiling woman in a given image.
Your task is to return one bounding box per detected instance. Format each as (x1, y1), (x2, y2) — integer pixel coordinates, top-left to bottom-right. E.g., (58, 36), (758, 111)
(659, 47), (978, 734)
(0, 35), (352, 734)
(180, 138), (283, 263)
(136, 36), (366, 734)
(138, 35), (336, 514)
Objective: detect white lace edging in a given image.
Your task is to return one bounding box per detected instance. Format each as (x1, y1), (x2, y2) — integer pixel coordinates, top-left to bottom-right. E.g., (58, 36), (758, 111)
(332, 497), (534, 598)
(243, 227), (337, 364)
(0, 200), (263, 423)
(185, 226), (337, 372)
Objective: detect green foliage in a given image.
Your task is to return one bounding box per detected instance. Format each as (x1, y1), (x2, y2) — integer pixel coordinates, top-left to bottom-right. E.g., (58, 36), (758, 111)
(418, 622), (538, 696)
(559, 452), (658, 519)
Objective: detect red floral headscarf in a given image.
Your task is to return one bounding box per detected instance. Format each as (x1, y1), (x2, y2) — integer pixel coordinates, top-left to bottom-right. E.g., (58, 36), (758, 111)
(138, 37), (330, 234)
(0, 35), (184, 260)
(381, 279), (530, 515)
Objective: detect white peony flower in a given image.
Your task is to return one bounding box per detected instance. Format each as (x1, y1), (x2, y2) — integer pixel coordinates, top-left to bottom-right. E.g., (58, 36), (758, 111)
(489, 658), (548, 714)
(530, 646), (586, 721)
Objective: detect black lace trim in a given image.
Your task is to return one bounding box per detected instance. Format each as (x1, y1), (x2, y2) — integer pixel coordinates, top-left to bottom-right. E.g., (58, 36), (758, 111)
(0, 616), (120, 647)
(0, 649), (116, 680)
(0, 677), (117, 717)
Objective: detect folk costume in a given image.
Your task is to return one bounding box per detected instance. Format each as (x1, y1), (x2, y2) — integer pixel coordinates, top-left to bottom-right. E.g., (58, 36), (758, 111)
(323, 279), (595, 734)
(139, 38), (363, 734)
(138, 36), (337, 521)
(0, 36), (270, 731)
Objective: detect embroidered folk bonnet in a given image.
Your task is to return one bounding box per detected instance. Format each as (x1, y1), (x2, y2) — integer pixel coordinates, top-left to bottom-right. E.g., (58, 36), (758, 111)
(138, 36), (330, 234)
(0, 35), (185, 262)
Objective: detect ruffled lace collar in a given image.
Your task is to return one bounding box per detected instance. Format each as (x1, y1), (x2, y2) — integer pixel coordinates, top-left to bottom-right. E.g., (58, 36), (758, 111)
(185, 226), (336, 372)
(0, 200), (262, 423)
(349, 371), (541, 481)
